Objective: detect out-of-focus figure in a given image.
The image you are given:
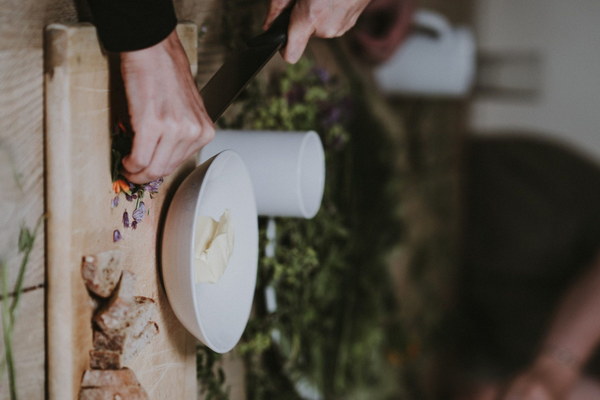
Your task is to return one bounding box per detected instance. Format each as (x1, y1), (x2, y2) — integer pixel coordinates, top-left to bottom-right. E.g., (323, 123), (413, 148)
(453, 134), (600, 400)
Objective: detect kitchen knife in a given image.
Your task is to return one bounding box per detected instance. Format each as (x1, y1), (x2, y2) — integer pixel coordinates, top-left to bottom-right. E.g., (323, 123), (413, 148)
(200, 7), (292, 122)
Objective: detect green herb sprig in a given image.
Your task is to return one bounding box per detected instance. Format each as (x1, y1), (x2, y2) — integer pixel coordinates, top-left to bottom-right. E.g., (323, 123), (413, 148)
(1, 214), (44, 400)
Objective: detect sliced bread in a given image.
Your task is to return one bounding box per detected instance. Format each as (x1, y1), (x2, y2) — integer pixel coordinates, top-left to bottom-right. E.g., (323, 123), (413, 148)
(81, 251), (123, 298)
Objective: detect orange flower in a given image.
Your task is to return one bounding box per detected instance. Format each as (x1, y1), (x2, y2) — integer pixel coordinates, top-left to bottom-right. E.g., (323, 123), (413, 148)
(113, 179), (131, 194)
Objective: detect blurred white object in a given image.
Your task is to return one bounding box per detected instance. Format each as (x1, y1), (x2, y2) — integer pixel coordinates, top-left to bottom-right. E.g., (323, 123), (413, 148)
(200, 130), (325, 219)
(162, 150), (258, 353)
(374, 9), (476, 97)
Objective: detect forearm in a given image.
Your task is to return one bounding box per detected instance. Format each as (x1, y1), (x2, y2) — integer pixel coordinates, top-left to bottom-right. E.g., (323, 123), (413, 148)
(499, 251), (600, 399)
(535, 250), (600, 372)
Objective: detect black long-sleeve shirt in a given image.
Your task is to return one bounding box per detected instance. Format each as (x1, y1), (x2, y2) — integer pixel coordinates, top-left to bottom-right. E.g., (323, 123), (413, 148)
(87, 0), (177, 52)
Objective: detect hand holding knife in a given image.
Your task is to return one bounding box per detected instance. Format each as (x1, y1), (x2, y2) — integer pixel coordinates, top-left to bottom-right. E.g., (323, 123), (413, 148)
(200, 7), (293, 122)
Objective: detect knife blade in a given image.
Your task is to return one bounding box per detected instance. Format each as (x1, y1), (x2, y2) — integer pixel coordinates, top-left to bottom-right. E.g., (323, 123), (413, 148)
(200, 7), (292, 122)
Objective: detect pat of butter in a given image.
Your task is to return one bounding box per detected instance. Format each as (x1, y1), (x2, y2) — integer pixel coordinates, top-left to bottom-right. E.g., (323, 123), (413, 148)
(194, 209), (235, 283)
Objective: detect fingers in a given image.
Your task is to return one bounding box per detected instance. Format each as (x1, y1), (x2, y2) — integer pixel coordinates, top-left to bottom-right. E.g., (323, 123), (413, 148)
(121, 123), (160, 175)
(264, 0), (294, 30)
(123, 135), (174, 184)
(278, 0), (371, 64)
(123, 120), (214, 184)
(119, 29), (215, 184)
(283, 4), (315, 63)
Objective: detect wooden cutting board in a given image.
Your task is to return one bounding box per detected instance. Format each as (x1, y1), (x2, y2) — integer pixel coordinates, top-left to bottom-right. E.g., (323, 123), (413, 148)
(45, 23), (198, 399)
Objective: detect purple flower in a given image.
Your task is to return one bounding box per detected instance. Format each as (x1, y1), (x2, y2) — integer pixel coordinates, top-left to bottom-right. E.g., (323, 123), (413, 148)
(111, 196), (119, 208)
(312, 67), (330, 84)
(125, 193), (133, 202)
(286, 85), (306, 104)
(328, 133), (348, 151)
(122, 210), (130, 228)
(132, 202), (145, 223)
(113, 229), (122, 242)
(322, 105), (342, 127)
(131, 220), (137, 230)
(144, 178), (163, 194)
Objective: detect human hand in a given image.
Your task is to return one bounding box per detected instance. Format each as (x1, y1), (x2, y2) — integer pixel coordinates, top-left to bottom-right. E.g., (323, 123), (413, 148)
(119, 29), (215, 184)
(498, 356), (579, 400)
(350, 0), (415, 65)
(264, 0), (372, 63)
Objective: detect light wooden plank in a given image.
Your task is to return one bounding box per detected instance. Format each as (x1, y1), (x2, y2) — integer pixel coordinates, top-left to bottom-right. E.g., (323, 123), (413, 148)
(45, 23), (198, 400)
(0, 50), (45, 291)
(0, 288), (45, 400)
(0, 0), (78, 51)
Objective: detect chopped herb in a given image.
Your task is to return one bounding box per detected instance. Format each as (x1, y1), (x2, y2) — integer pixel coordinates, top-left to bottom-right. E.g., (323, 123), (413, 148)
(122, 211), (130, 229)
(110, 122), (164, 241)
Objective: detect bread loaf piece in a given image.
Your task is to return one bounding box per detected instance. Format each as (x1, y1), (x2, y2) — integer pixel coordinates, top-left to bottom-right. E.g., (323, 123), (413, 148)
(93, 320), (159, 361)
(92, 330), (126, 352)
(128, 296), (158, 335)
(81, 251), (123, 298)
(80, 368), (140, 387)
(89, 350), (123, 370)
(78, 386), (149, 400)
(93, 271), (136, 334)
(79, 367), (149, 399)
(124, 322), (159, 363)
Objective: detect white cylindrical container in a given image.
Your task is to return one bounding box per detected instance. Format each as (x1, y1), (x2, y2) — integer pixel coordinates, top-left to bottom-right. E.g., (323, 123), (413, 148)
(199, 130), (326, 219)
(375, 9), (476, 97)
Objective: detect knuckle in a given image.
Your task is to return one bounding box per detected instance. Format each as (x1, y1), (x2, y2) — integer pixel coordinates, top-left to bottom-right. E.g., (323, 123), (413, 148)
(185, 119), (203, 139)
(203, 123), (215, 142)
(132, 117), (156, 136)
(163, 118), (180, 135)
(127, 153), (149, 170)
(318, 26), (342, 38)
(145, 170), (163, 182)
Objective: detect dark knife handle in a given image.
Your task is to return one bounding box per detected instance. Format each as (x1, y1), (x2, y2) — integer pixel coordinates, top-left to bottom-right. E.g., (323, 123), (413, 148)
(246, 6), (293, 48)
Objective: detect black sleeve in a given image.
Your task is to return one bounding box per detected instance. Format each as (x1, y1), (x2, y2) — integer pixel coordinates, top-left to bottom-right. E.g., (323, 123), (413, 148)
(87, 0), (177, 52)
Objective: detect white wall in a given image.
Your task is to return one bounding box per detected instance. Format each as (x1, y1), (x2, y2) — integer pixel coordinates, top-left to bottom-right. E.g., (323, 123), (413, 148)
(470, 0), (600, 160)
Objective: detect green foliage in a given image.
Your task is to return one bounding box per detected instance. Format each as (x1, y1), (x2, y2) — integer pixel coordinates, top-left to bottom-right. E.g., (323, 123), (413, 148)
(1, 215), (44, 400)
(197, 345), (229, 400)
(219, 58), (405, 399)
(197, 8), (407, 396)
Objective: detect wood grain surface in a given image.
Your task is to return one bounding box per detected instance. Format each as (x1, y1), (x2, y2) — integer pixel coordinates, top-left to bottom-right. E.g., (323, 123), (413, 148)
(0, 289), (45, 400)
(45, 23), (198, 400)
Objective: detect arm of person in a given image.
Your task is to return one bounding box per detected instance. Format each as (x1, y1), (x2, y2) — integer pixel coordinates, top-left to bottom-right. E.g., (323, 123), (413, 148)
(118, 30), (214, 184)
(88, 0), (215, 184)
(500, 250), (600, 400)
(350, 0), (415, 65)
(263, 0), (372, 63)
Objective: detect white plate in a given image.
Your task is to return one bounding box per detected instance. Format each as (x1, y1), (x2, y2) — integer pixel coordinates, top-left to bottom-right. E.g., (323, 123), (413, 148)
(162, 150), (258, 353)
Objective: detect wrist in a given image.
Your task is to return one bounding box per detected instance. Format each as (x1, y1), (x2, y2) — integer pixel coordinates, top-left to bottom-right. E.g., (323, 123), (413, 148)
(536, 344), (582, 372)
(529, 345), (582, 394)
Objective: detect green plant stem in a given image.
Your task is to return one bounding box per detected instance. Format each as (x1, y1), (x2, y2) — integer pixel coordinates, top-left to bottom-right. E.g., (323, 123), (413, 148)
(10, 215), (43, 318)
(2, 260), (17, 400)
(1, 214), (43, 400)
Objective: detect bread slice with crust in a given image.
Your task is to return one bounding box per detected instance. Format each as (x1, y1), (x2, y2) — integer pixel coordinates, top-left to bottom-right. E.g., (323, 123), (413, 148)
(89, 349), (123, 370)
(80, 368), (140, 387)
(93, 271), (136, 334)
(79, 385), (149, 400)
(81, 251), (123, 298)
(79, 368), (149, 399)
(93, 321), (159, 363)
